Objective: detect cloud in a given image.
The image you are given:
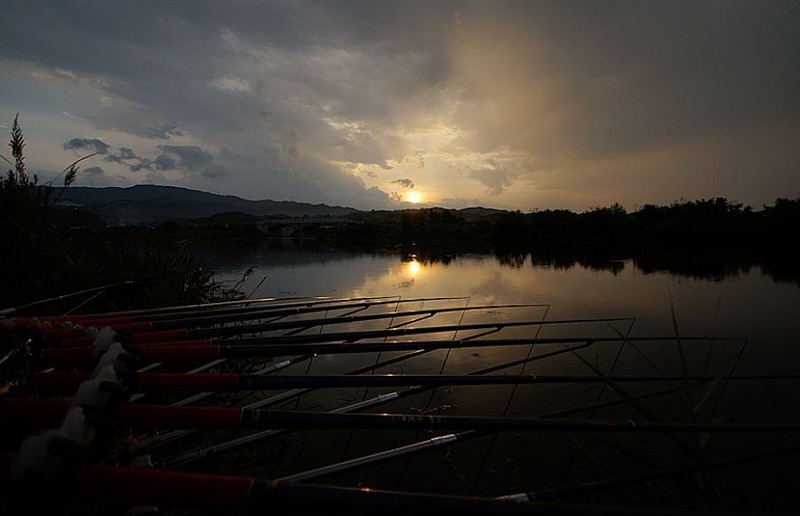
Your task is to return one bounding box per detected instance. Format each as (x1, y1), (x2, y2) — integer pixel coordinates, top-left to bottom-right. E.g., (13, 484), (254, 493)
(4, 1), (799, 211)
(159, 145), (214, 170)
(276, 129), (303, 162)
(141, 122), (183, 140)
(448, 2), (800, 162)
(117, 147), (136, 160)
(83, 166), (104, 176)
(392, 178), (415, 189)
(154, 153), (177, 170)
(63, 138), (110, 155)
(129, 159), (153, 172)
(104, 146), (140, 164)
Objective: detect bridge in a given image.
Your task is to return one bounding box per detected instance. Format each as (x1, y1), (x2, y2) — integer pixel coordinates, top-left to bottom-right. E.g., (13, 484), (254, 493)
(256, 217), (361, 236)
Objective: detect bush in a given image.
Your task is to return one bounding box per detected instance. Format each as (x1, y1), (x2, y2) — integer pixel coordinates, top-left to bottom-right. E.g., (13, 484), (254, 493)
(0, 115), (240, 315)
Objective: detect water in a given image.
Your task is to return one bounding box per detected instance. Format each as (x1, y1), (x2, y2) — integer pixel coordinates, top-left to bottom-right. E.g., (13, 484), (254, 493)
(178, 241), (800, 510)
(206, 242), (799, 360)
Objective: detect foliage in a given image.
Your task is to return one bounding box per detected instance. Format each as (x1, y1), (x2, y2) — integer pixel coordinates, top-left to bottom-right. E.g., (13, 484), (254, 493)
(0, 115), (241, 314)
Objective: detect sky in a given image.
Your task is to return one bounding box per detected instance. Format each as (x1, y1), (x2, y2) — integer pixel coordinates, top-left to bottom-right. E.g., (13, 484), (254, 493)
(1, 1), (798, 212)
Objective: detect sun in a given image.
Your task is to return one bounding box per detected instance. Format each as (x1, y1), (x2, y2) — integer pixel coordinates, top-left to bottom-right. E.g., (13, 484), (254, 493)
(406, 191), (422, 204)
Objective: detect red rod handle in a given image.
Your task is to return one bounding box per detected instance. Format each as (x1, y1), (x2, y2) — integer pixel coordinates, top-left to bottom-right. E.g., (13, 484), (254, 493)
(31, 372), (239, 394)
(61, 329), (191, 347)
(41, 341), (217, 366)
(41, 322), (154, 345)
(0, 451), (253, 509)
(1, 399), (241, 429)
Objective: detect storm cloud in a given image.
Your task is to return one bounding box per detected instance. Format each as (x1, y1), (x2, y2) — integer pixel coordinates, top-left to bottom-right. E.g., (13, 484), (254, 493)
(63, 138), (110, 155)
(2, 1), (798, 211)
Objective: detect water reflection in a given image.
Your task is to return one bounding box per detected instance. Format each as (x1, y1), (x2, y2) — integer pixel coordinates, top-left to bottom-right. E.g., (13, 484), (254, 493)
(205, 242), (800, 348)
(401, 252), (427, 277)
(404, 257), (422, 276)
(192, 235), (799, 287)
(491, 249), (797, 285)
(192, 241), (800, 510)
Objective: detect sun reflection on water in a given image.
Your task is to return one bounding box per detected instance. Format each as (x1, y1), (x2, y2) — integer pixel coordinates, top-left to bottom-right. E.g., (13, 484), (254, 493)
(405, 257), (422, 276)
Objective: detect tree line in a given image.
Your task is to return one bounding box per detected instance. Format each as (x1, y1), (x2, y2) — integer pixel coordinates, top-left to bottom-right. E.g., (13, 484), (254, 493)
(337, 197), (799, 258)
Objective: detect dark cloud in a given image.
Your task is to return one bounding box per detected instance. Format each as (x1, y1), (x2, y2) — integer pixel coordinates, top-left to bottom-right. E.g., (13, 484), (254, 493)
(118, 147), (136, 160)
(104, 146), (141, 164)
(63, 138), (110, 155)
(392, 179), (414, 189)
(97, 143), (215, 174)
(4, 1), (799, 210)
(451, 1), (800, 160)
(159, 145), (214, 170)
(154, 153), (177, 171)
(129, 159), (153, 172)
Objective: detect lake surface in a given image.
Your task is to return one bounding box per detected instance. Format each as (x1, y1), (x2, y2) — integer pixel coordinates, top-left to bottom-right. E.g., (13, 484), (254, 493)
(178, 240), (800, 510)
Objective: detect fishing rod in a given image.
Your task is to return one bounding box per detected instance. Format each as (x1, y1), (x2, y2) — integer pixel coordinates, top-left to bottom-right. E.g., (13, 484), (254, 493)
(47, 317), (639, 362)
(128, 354), (316, 405)
(150, 341), (606, 462)
(30, 371), (798, 395)
(142, 322), (510, 454)
(276, 432), (474, 483)
(0, 281), (134, 318)
(138, 303), (495, 452)
(7, 294), (333, 327)
(4, 400), (800, 433)
(35, 296), (475, 343)
(61, 294), (332, 320)
(133, 323), (505, 454)
(123, 296), (433, 375)
(123, 297), (430, 390)
(33, 337), (593, 467)
(80, 294), (403, 327)
(40, 335), (740, 367)
(158, 390), (406, 468)
(117, 354), (715, 474)
(140, 350), (436, 456)
(142, 318), (572, 345)
(150, 336), (735, 469)
(47, 335), (726, 472)
(2, 451), (718, 516)
(270, 380), (712, 484)
(59, 303), (554, 347)
(39, 302), (547, 369)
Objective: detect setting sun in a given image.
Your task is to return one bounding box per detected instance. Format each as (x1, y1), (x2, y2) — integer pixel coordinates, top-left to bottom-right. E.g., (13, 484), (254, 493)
(406, 191), (422, 204)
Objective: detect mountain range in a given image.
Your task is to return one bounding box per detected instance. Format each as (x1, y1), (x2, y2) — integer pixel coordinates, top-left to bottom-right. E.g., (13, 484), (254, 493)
(53, 185), (360, 225)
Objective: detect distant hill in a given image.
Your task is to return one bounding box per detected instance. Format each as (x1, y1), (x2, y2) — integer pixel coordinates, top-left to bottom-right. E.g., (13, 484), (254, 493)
(456, 206), (509, 220)
(53, 185), (359, 225)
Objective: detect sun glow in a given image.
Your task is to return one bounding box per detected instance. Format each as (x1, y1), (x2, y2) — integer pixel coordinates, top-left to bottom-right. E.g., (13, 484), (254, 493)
(406, 191), (422, 204)
(406, 258), (422, 276)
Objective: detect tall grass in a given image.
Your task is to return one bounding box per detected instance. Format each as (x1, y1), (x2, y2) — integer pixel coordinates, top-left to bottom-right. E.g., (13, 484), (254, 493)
(0, 115), (241, 314)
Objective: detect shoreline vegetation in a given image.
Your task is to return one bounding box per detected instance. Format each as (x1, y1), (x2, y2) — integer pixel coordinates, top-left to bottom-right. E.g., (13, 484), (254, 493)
(0, 116), (243, 313)
(2, 115), (799, 313)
